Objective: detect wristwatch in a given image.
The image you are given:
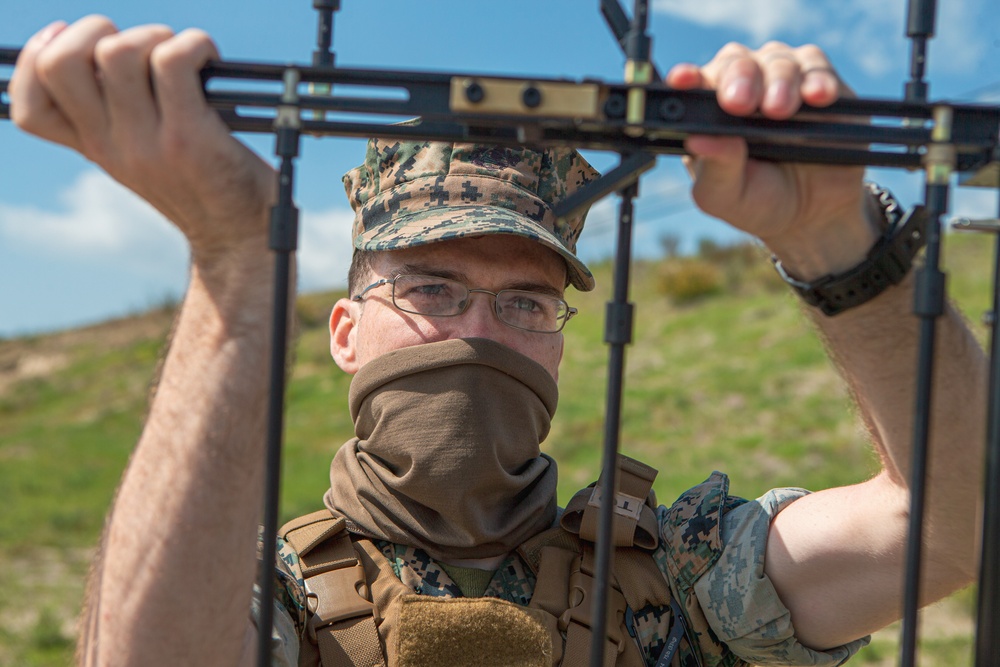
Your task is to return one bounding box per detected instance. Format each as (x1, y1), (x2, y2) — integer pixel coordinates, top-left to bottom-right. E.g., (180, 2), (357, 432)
(772, 182), (927, 316)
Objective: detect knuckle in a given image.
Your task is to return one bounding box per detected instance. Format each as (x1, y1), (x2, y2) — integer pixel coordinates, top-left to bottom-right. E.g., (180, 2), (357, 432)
(796, 44), (826, 59)
(720, 41), (748, 54)
(8, 74), (52, 135)
(34, 16), (117, 77)
(148, 42), (181, 74)
(150, 28), (217, 70)
(148, 40), (184, 72)
(93, 35), (131, 69)
(33, 46), (64, 83)
(716, 42), (750, 60)
(759, 40), (790, 53)
(143, 24), (176, 41)
(94, 25), (175, 69)
(178, 27), (214, 45)
(77, 14), (118, 35)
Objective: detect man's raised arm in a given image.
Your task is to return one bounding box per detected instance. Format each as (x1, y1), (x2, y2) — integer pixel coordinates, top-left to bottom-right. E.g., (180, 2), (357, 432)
(667, 42), (987, 650)
(11, 18), (280, 665)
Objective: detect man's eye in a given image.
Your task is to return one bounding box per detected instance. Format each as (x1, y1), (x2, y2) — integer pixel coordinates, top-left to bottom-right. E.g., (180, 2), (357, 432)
(512, 296), (543, 312)
(398, 279), (458, 302)
(503, 293), (554, 316)
(411, 283), (450, 297)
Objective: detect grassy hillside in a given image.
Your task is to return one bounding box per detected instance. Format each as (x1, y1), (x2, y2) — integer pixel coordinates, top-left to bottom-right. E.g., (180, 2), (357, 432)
(0, 232), (994, 666)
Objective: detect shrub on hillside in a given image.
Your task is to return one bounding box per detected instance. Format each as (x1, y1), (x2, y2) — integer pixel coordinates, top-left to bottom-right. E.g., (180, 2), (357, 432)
(656, 258), (724, 303)
(296, 292), (340, 329)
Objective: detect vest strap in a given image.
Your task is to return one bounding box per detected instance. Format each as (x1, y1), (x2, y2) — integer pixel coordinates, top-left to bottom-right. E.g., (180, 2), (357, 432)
(281, 510), (347, 558)
(562, 455), (660, 550)
(559, 547), (631, 667)
(282, 510), (387, 667)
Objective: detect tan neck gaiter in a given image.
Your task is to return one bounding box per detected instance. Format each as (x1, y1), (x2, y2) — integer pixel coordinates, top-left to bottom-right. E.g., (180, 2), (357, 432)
(325, 338), (560, 561)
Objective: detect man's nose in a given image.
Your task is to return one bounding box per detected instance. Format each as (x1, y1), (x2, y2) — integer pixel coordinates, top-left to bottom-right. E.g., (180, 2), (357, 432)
(453, 291), (504, 339)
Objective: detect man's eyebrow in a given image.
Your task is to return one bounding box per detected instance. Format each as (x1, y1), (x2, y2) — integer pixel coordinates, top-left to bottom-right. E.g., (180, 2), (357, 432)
(394, 263), (466, 282)
(392, 263), (565, 298)
(505, 281), (565, 299)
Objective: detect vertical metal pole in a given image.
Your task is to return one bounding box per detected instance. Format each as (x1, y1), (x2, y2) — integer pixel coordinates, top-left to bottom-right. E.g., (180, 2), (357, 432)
(256, 69), (302, 667)
(310, 1), (338, 120)
(258, 2), (335, 657)
(898, 0), (938, 662)
(903, 0), (935, 102)
(975, 191), (1000, 667)
(899, 106), (952, 667)
(590, 1), (652, 663)
(313, 0), (338, 67)
(590, 179), (638, 667)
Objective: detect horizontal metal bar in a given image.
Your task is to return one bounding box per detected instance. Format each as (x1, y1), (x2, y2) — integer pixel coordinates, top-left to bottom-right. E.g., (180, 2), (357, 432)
(953, 218), (1000, 232)
(2, 45), (998, 177)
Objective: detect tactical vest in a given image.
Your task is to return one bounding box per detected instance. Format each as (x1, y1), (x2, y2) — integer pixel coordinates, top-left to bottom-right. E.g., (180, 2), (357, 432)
(279, 459), (738, 667)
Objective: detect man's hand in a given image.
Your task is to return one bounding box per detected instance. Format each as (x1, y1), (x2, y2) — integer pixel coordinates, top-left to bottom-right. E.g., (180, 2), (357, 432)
(667, 42), (878, 280)
(10, 16), (276, 260)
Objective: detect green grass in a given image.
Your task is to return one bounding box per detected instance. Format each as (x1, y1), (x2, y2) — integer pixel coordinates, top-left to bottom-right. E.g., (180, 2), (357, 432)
(0, 233), (993, 665)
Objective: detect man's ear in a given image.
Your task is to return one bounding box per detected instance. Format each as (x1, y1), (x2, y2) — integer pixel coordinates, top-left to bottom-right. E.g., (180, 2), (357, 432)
(330, 297), (361, 374)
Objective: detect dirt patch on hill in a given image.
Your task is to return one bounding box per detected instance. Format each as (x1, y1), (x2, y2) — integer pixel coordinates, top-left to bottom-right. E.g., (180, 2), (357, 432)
(0, 307), (176, 398)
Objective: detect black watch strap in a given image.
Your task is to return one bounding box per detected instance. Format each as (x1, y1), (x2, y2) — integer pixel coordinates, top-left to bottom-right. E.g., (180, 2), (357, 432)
(773, 184), (927, 316)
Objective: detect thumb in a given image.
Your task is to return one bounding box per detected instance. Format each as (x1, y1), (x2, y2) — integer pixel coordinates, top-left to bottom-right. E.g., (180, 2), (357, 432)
(684, 135), (750, 223)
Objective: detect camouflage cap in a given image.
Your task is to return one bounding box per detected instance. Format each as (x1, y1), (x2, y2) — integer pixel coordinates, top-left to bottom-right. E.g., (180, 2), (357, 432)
(343, 140), (600, 291)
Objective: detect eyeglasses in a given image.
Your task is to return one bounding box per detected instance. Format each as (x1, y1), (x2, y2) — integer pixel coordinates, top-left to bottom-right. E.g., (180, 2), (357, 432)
(352, 274), (577, 334)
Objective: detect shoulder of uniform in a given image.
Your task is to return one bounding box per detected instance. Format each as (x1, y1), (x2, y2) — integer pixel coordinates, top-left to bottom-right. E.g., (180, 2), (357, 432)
(657, 472), (747, 589)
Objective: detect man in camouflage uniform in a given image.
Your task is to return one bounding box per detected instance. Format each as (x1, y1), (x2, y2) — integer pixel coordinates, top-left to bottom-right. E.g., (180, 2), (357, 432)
(10, 17), (986, 667)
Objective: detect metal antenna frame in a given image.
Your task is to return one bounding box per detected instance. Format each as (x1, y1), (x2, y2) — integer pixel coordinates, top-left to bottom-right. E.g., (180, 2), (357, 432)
(257, 67), (305, 667)
(1, 0), (999, 664)
(585, 3), (658, 665)
(897, 1), (951, 665)
(974, 188), (1000, 667)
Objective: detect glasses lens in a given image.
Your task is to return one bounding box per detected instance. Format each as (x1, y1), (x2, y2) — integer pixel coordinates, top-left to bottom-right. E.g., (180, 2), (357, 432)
(496, 290), (568, 333)
(392, 275), (468, 316)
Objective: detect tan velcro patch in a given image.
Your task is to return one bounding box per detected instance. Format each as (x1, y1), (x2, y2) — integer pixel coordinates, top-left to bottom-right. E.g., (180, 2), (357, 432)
(396, 595), (554, 667)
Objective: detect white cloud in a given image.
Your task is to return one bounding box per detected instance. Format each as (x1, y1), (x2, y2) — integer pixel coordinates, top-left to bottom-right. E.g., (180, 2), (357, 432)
(653, 0), (820, 45)
(0, 167), (356, 298)
(0, 169), (189, 279)
(297, 206), (355, 292)
(653, 0), (987, 79)
(933, 0), (989, 75)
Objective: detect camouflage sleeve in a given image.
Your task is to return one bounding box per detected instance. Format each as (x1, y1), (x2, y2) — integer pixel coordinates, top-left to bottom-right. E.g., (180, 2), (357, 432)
(691, 487), (871, 666)
(250, 533), (308, 667)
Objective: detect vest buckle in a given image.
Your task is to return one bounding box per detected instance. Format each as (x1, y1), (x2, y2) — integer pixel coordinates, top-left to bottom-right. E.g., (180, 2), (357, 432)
(305, 561), (376, 643)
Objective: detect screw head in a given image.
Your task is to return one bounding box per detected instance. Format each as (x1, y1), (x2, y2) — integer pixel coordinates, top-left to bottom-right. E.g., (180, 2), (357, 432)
(604, 95), (627, 119)
(465, 81), (485, 104)
(659, 98), (685, 121)
(522, 85), (542, 108)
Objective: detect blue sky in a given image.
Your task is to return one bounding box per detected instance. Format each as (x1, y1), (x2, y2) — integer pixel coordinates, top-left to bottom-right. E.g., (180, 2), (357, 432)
(1, 0), (998, 336)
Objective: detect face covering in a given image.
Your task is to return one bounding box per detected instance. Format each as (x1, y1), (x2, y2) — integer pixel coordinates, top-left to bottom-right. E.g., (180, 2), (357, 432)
(325, 337), (560, 561)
